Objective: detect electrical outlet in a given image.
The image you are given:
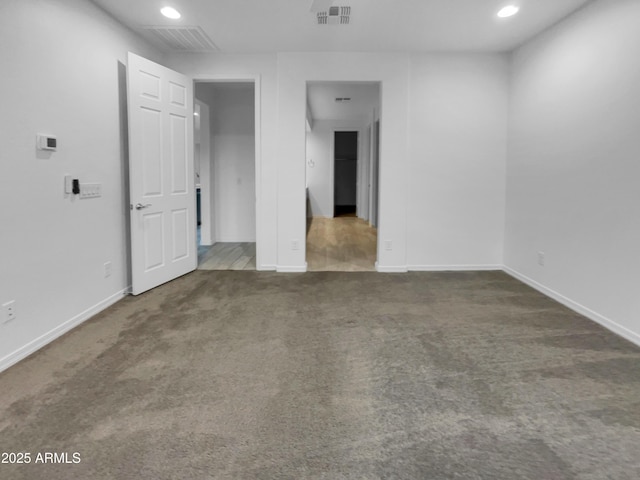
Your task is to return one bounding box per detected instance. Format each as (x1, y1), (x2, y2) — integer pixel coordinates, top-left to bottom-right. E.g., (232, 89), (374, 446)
(291, 239), (299, 251)
(538, 251), (545, 266)
(384, 240), (393, 251)
(104, 261), (112, 278)
(2, 301), (16, 324)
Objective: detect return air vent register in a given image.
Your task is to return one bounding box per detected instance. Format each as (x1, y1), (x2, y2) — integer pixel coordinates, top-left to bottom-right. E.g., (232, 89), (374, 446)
(317, 6), (351, 25)
(143, 25), (218, 52)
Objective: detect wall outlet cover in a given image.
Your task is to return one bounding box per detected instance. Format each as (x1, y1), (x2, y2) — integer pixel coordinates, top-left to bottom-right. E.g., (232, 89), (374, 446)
(2, 300), (16, 324)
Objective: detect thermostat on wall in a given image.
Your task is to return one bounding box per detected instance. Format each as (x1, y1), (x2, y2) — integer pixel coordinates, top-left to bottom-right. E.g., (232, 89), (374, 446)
(37, 134), (57, 151)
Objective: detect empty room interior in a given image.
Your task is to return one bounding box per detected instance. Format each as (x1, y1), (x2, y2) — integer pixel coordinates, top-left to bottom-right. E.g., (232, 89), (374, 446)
(1, 0), (639, 478)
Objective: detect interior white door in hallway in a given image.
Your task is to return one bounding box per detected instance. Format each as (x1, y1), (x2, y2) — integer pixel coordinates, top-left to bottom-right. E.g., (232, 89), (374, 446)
(127, 52), (196, 295)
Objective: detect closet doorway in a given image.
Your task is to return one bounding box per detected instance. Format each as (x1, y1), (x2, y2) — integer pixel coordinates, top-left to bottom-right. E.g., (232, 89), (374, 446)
(333, 131), (358, 217)
(195, 80), (258, 270)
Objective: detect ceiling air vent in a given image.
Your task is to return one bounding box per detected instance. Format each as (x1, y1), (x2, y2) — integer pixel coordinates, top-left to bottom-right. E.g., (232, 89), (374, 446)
(143, 25), (219, 52)
(317, 6), (351, 25)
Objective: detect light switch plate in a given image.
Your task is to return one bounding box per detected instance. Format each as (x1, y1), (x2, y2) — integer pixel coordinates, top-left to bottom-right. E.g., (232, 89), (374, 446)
(64, 175), (73, 194)
(80, 183), (102, 198)
(37, 134), (57, 151)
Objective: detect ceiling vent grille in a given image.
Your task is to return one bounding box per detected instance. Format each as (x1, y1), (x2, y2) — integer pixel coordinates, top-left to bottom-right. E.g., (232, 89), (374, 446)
(317, 6), (351, 25)
(143, 25), (219, 52)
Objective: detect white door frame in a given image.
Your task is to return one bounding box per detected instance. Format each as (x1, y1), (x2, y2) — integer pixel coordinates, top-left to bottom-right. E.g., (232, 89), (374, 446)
(192, 74), (262, 269)
(195, 99), (213, 245)
(370, 117), (380, 229)
(360, 124), (371, 222)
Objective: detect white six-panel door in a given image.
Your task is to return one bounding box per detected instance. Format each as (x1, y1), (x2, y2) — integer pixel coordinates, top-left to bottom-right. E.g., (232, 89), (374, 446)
(127, 52), (196, 295)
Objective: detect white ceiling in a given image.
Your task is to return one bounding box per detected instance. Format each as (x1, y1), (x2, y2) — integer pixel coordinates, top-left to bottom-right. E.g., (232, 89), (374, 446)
(91, 0), (593, 54)
(307, 82), (380, 121)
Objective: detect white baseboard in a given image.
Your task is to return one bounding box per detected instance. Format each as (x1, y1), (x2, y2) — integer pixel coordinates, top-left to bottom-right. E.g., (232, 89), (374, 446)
(503, 266), (640, 348)
(408, 264), (503, 272)
(256, 264), (277, 271)
(276, 263), (307, 273)
(0, 287), (130, 373)
(375, 262), (408, 273)
(215, 238), (257, 243)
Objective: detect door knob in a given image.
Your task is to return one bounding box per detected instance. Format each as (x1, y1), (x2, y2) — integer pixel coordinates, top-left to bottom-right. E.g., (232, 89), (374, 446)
(135, 203), (152, 210)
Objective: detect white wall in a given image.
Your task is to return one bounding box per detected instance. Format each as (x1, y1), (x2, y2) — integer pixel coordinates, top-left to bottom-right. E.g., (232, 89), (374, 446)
(505, 0), (640, 343)
(165, 53), (278, 269)
(168, 52), (509, 273)
(171, 53), (412, 272)
(306, 119), (366, 218)
(0, 0), (162, 370)
(200, 83), (256, 242)
(407, 53), (508, 269)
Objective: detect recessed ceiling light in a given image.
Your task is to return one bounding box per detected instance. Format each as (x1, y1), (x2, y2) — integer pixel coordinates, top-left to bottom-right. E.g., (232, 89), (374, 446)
(161, 6), (181, 19)
(497, 5), (519, 18)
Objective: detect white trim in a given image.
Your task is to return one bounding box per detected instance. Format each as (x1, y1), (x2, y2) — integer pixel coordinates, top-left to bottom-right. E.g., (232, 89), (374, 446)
(215, 237), (257, 243)
(256, 264), (277, 271)
(276, 263), (308, 273)
(370, 113), (380, 230)
(360, 123), (372, 222)
(254, 77), (263, 270)
(375, 262), (408, 273)
(503, 266), (640, 348)
(408, 264), (503, 271)
(0, 288), (130, 373)
(195, 100), (212, 245)
(192, 74), (257, 83)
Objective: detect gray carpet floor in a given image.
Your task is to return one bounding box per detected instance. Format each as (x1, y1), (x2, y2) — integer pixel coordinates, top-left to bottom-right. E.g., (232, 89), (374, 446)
(1, 271), (639, 479)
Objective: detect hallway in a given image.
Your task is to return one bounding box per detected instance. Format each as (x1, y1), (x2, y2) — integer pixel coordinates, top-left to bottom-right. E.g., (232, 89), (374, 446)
(306, 216), (377, 271)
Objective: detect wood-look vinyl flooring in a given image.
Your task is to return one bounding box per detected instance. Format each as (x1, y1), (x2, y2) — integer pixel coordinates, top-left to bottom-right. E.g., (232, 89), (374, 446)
(198, 242), (257, 271)
(306, 216), (377, 271)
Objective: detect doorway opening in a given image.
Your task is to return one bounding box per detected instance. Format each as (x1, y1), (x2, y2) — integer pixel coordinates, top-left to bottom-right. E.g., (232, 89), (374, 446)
(305, 81), (381, 271)
(194, 81), (258, 270)
(334, 131), (358, 218)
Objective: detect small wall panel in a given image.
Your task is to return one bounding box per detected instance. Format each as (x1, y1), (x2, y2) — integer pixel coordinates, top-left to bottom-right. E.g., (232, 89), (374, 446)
(171, 209), (189, 261)
(170, 113), (187, 194)
(143, 212), (165, 270)
(140, 71), (161, 100)
(141, 107), (163, 196)
(169, 81), (186, 107)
